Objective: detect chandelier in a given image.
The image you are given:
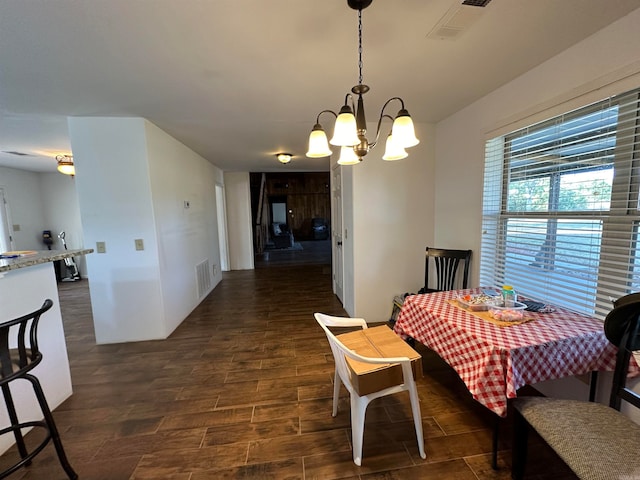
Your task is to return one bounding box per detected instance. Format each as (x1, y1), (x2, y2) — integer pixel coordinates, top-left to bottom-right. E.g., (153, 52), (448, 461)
(55, 154), (75, 176)
(305, 0), (419, 165)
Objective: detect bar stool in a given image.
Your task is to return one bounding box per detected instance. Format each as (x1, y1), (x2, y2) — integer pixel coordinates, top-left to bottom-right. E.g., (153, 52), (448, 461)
(0, 299), (77, 479)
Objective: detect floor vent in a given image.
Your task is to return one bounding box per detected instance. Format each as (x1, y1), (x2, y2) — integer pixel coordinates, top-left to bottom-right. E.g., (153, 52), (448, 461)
(196, 259), (212, 299)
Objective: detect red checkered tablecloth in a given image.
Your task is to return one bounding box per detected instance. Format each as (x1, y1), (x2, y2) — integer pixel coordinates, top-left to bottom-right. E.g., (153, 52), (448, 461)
(394, 288), (640, 417)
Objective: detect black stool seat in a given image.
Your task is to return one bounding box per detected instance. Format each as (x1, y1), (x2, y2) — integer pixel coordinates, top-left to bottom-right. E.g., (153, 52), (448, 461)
(0, 299), (77, 479)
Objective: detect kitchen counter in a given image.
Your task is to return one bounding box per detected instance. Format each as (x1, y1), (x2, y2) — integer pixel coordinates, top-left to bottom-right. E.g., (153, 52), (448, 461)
(0, 247), (92, 453)
(0, 248), (93, 275)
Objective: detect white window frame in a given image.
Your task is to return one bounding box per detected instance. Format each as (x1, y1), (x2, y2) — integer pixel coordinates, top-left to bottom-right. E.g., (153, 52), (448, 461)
(481, 88), (640, 319)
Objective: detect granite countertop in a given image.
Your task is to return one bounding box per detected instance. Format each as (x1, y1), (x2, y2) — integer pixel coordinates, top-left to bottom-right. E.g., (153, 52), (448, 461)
(0, 249), (94, 273)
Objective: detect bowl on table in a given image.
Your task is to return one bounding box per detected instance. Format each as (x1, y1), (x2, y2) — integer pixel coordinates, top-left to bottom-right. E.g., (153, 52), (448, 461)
(457, 294), (501, 311)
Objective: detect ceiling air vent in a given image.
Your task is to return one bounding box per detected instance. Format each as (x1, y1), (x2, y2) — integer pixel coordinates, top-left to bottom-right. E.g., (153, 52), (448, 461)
(462, 0), (492, 7)
(427, 2), (488, 40)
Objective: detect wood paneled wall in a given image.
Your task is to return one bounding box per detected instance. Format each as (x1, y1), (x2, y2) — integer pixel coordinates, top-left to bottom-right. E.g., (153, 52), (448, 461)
(250, 172), (330, 241)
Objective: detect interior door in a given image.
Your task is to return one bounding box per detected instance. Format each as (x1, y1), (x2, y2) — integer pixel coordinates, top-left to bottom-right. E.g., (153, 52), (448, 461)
(332, 165), (344, 304)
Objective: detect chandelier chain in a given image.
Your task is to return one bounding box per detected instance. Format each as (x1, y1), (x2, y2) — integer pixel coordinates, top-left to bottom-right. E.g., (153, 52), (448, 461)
(358, 9), (363, 85)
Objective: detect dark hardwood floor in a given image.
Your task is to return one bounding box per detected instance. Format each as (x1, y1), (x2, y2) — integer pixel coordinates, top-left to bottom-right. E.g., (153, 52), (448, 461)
(255, 239), (332, 267)
(0, 241), (575, 479)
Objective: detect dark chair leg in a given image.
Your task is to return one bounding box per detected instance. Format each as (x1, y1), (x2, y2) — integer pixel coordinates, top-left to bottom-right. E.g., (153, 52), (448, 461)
(27, 374), (78, 480)
(492, 414), (500, 470)
(1, 384), (29, 463)
(511, 410), (529, 480)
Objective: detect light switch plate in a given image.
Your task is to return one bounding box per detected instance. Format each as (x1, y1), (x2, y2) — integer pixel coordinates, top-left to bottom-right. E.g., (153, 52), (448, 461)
(96, 241), (106, 253)
(135, 239), (144, 251)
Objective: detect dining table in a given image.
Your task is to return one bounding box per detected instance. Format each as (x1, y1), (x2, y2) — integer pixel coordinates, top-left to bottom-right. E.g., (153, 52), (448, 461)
(393, 287), (640, 468)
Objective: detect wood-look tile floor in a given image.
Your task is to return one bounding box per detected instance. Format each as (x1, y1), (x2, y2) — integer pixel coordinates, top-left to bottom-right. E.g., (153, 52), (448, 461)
(0, 242), (575, 479)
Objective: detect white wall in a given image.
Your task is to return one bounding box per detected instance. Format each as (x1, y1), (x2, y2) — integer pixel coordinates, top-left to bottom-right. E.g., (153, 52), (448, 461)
(0, 167), (86, 276)
(145, 121), (222, 334)
(434, 7), (640, 415)
(435, 8), (640, 285)
(348, 122), (435, 323)
(224, 172), (254, 271)
(69, 117), (221, 344)
(0, 167), (46, 250)
(39, 172), (86, 276)
(70, 117), (164, 343)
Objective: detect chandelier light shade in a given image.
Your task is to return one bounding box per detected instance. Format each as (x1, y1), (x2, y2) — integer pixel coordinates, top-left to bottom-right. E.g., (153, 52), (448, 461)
(306, 123), (333, 158)
(382, 134), (408, 161)
(330, 104), (360, 147)
(337, 146), (360, 166)
(305, 0), (419, 164)
(55, 154), (75, 176)
(391, 110), (420, 148)
(276, 153), (293, 164)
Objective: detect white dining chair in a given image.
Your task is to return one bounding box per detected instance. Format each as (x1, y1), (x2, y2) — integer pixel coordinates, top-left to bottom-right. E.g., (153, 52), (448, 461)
(314, 313), (426, 466)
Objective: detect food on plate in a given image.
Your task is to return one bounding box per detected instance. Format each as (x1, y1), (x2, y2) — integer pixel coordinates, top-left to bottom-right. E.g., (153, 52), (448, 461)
(489, 307), (524, 322)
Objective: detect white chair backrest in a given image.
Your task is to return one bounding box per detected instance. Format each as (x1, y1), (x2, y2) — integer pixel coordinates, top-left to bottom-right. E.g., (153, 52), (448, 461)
(314, 313), (367, 329)
(314, 314), (363, 394)
(314, 313), (413, 395)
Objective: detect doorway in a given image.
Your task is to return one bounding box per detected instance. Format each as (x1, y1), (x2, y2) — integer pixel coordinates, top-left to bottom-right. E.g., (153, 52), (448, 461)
(0, 188), (13, 252)
(331, 166), (344, 304)
(270, 196), (287, 225)
(215, 184), (229, 272)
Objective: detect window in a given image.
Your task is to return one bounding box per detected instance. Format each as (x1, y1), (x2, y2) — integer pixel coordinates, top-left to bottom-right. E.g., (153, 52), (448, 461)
(481, 88), (640, 319)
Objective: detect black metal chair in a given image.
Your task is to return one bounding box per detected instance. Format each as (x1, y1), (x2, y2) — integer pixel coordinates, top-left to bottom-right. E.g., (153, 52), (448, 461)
(423, 247), (472, 293)
(511, 292), (640, 480)
(0, 299), (77, 479)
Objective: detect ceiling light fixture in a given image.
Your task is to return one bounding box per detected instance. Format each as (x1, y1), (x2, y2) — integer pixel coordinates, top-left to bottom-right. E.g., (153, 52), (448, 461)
(55, 154), (75, 176)
(276, 153), (293, 164)
(306, 0), (419, 165)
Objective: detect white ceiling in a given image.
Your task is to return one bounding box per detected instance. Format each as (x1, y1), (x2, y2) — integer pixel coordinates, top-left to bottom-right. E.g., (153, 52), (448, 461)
(1, 0), (639, 174)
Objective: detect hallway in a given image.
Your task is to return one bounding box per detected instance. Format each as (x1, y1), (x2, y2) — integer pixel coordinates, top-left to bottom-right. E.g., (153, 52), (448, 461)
(255, 239), (332, 268)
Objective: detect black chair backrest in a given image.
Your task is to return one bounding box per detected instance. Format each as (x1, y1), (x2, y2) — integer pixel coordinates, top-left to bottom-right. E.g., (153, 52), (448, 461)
(0, 299), (53, 384)
(424, 247), (472, 292)
(605, 293), (640, 411)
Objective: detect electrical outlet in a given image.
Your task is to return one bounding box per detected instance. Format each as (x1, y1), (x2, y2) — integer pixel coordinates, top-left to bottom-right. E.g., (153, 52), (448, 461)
(96, 241), (106, 253)
(213, 264), (218, 276)
(135, 239), (144, 251)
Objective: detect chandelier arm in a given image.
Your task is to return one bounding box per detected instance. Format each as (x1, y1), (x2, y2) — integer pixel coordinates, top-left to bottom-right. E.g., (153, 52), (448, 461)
(344, 93), (356, 113)
(367, 96), (408, 147)
(369, 114), (394, 150)
(379, 96), (406, 115)
(315, 109), (338, 124)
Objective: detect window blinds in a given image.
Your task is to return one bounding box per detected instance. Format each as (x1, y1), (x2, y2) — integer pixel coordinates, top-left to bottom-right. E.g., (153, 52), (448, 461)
(481, 88), (640, 319)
